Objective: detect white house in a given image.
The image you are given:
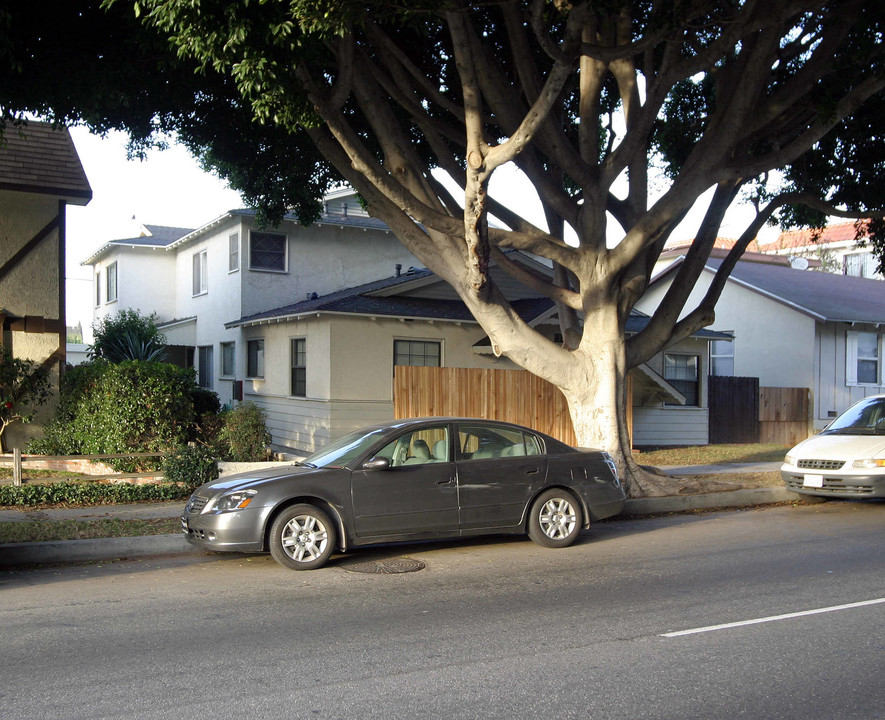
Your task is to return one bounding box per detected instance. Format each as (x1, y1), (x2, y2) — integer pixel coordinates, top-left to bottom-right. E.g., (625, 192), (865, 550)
(83, 190), (726, 453)
(637, 253), (885, 431)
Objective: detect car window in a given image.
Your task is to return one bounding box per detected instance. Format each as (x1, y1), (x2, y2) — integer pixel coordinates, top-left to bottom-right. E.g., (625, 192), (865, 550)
(458, 425), (541, 460)
(374, 426), (449, 467)
(825, 397), (885, 435)
(304, 427), (392, 468)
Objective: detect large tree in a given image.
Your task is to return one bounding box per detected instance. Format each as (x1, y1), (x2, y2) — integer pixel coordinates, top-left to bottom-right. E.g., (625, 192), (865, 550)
(4, 1), (884, 495)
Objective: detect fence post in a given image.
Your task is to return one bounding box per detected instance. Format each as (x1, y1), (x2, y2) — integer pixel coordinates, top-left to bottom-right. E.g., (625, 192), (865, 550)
(13, 447), (22, 487)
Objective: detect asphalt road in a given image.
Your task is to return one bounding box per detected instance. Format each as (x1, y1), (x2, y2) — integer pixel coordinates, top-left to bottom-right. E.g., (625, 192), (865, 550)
(1, 501), (882, 720)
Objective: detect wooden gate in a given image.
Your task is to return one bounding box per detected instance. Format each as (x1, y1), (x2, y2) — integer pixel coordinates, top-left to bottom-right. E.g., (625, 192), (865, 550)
(708, 376), (760, 443)
(759, 386), (812, 446)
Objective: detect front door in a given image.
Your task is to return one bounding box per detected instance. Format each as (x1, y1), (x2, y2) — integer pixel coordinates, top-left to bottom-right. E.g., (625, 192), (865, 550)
(351, 424), (458, 537)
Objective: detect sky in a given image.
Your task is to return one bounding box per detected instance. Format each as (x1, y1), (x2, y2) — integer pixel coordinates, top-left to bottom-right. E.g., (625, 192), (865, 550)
(65, 126), (776, 339)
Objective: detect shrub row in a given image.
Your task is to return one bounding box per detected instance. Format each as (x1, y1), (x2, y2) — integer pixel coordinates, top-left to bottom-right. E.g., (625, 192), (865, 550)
(0, 481), (193, 508)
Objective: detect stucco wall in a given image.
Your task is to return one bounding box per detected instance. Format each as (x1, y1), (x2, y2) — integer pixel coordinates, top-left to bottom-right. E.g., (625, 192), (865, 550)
(93, 247), (178, 324)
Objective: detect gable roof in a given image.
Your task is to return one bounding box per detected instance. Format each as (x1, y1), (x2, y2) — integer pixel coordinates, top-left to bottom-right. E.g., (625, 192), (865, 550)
(81, 224), (194, 265)
(0, 122), (92, 204)
(226, 268), (555, 328)
(653, 257), (885, 324)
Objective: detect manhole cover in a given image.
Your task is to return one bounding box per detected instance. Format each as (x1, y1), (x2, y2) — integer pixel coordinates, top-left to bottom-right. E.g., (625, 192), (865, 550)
(339, 557), (426, 574)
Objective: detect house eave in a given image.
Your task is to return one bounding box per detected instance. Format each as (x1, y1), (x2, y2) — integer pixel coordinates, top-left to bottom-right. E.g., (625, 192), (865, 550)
(227, 310), (478, 330)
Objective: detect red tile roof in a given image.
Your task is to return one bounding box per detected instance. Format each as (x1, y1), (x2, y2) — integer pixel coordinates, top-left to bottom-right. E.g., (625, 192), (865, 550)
(759, 221), (869, 251)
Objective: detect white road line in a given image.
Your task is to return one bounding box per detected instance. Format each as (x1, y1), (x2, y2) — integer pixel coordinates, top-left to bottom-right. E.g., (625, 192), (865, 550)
(661, 597), (885, 638)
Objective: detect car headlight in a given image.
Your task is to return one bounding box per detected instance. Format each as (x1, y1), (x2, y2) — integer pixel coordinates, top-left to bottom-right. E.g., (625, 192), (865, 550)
(212, 489), (258, 512)
(785, 454), (796, 466)
(851, 458), (885, 469)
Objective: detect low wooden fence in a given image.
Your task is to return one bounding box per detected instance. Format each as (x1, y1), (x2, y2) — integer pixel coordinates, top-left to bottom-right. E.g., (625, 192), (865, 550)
(0, 450), (165, 487)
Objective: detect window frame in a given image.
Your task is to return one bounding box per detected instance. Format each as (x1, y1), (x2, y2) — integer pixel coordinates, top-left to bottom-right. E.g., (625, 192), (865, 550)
(220, 342), (236, 378)
(192, 249), (208, 297)
(228, 233), (240, 273)
(290, 337), (307, 397)
(709, 337), (734, 377)
(197, 345), (213, 389)
(106, 262), (118, 304)
(663, 353), (700, 407)
(847, 330), (882, 386)
(393, 339), (442, 367)
(249, 231), (287, 273)
(246, 339), (265, 379)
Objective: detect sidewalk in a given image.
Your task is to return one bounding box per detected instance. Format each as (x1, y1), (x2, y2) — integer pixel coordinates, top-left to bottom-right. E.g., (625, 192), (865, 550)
(0, 463), (798, 569)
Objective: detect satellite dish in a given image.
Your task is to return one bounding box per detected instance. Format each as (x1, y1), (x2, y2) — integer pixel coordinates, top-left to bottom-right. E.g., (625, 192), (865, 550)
(790, 257), (810, 270)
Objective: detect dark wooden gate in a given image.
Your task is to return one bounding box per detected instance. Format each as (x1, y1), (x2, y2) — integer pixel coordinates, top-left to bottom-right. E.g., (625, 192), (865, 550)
(708, 376), (760, 443)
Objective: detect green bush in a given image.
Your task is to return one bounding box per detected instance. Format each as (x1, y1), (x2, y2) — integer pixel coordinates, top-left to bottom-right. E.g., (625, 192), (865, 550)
(218, 402), (271, 461)
(0, 481), (191, 507)
(162, 445), (218, 489)
(90, 309), (166, 362)
(29, 360), (217, 471)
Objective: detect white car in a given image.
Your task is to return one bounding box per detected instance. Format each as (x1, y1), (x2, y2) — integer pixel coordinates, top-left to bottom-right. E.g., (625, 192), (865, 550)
(782, 394), (885, 498)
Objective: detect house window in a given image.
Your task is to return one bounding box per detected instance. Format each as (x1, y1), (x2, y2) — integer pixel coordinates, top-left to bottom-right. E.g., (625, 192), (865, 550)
(843, 252), (877, 279)
(710, 338), (734, 376)
(250, 231), (286, 272)
(290, 338), (306, 397)
(847, 331), (880, 386)
(247, 339), (265, 378)
(220, 342), (235, 377)
(106, 262), (118, 303)
(95, 272), (101, 307)
(197, 346), (213, 388)
(664, 353), (699, 406)
(229, 233), (239, 272)
(394, 339), (441, 367)
(193, 250), (208, 296)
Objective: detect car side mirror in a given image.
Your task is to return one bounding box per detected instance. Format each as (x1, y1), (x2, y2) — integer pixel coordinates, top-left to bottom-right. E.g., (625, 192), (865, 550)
(361, 457), (391, 471)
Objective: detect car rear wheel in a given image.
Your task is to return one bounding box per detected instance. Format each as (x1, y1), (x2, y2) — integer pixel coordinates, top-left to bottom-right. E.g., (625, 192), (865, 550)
(269, 504), (336, 570)
(527, 489), (582, 548)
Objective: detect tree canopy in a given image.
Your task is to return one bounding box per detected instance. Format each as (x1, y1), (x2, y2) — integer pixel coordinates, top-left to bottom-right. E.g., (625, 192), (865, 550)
(3, 0), (883, 494)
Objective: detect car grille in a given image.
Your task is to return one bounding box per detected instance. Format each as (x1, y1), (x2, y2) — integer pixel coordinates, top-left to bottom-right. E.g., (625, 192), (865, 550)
(797, 459), (845, 470)
(185, 495), (209, 515)
(784, 477), (876, 495)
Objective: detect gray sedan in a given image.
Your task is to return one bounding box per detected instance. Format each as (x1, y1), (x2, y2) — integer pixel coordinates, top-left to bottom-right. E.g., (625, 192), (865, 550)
(181, 417), (626, 570)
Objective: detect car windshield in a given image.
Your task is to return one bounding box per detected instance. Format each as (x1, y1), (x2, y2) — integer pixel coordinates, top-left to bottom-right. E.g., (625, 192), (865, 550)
(823, 397), (885, 435)
(303, 427), (391, 468)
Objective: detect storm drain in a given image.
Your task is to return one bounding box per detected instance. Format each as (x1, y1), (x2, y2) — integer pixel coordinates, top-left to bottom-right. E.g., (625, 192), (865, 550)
(339, 556), (426, 574)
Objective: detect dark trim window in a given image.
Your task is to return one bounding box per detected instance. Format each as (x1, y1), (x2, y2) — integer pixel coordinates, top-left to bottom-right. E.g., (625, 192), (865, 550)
(220, 342), (235, 377)
(250, 231), (286, 272)
(229, 233), (239, 272)
(664, 353), (699, 406)
(192, 250), (208, 296)
(95, 271), (101, 307)
(247, 339), (265, 378)
(290, 338), (306, 397)
(197, 345), (213, 388)
(394, 339), (441, 367)
(106, 262), (118, 303)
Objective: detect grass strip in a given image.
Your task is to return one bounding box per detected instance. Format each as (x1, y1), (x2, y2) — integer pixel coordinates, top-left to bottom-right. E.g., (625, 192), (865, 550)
(0, 518), (181, 544)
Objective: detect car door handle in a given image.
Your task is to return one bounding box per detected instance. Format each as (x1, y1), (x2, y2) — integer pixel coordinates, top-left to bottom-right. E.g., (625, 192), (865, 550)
(522, 466), (540, 475)
(436, 478), (455, 485)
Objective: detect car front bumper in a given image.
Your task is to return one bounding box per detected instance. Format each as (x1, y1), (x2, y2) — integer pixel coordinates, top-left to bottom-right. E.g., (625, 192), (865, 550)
(781, 466), (885, 498)
(180, 505), (269, 552)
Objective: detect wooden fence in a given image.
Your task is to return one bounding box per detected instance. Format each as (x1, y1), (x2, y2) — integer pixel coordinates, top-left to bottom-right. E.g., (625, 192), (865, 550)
(759, 386), (812, 446)
(394, 365), (578, 445)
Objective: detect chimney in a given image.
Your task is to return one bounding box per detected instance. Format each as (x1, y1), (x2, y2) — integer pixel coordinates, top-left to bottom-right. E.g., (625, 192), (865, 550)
(395, 264), (402, 277)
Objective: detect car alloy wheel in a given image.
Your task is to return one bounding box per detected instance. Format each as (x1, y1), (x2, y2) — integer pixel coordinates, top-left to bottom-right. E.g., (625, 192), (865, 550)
(269, 504), (337, 570)
(527, 489), (582, 548)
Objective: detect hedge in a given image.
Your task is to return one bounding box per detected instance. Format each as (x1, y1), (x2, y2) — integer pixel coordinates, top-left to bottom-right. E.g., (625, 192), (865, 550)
(0, 481), (192, 507)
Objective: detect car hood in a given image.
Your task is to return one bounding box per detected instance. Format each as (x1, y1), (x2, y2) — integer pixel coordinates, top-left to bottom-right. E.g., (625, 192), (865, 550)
(195, 465), (328, 495)
(790, 433), (885, 461)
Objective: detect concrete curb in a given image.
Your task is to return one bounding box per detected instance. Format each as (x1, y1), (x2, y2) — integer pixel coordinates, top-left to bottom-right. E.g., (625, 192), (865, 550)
(0, 534), (192, 569)
(0, 487), (809, 569)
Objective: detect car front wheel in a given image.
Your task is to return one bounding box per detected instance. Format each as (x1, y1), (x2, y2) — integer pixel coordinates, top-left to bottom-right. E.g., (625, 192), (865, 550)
(269, 504), (337, 570)
(527, 489), (582, 548)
